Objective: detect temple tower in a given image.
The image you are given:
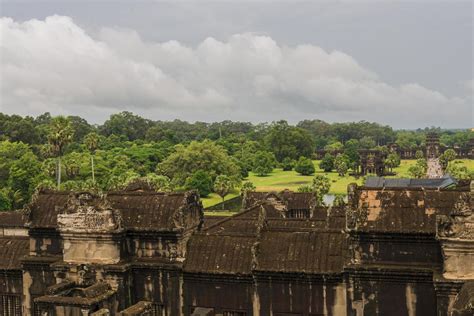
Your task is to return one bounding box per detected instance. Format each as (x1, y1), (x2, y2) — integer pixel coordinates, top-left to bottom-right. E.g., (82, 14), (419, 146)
(426, 132), (440, 159)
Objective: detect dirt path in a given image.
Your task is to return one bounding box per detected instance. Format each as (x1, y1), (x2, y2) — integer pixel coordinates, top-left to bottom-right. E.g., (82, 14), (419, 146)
(427, 158), (443, 178)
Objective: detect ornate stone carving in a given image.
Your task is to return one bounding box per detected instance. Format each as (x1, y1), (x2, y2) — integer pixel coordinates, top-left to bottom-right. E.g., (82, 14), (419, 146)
(57, 192), (123, 233)
(437, 191), (474, 240)
(77, 264), (95, 286)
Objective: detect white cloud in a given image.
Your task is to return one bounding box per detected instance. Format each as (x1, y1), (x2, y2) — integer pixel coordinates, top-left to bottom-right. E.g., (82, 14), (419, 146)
(0, 15), (471, 127)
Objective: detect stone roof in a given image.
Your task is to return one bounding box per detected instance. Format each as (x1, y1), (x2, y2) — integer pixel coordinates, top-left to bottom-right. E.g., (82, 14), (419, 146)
(35, 282), (115, 306)
(0, 237), (29, 270)
(0, 210), (28, 227)
(26, 188), (202, 232)
(107, 190), (201, 231)
(184, 201), (347, 276)
(347, 186), (470, 234)
(244, 190), (316, 211)
(255, 229), (346, 274)
(184, 234), (256, 275)
(364, 176), (457, 189)
(202, 215), (227, 228)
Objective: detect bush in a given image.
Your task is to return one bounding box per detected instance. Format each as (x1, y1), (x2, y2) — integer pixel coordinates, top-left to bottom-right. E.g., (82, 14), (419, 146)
(415, 150), (424, 159)
(439, 149), (456, 169)
(319, 154), (334, 172)
(0, 189), (12, 211)
(297, 185), (313, 193)
(185, 170), (213, 197)
(312, 174), (331, 206)
(407, 158), (428, 179)
(294, 157), (315, 176)
(334, 154), (350, 176)
(240, 181), (256, 196)
(281, 157), (295, 171)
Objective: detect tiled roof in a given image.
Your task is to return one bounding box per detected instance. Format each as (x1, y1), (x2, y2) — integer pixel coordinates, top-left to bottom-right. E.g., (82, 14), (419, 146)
(0, 237), (29, 270)
(107, 191), (200, 231)
(364, 176), (457, 189)
(255, 230), (346, 274)
(348, 188), (468, 234)
(27, 191), (69, 228)
(0, 210), (28, 227)
(184, 201), (347, 275)
(184, 234), (256, 275)
(27, 189), (202, 231)
(202, 215), (227, 229)
(244, 190), (316, 211)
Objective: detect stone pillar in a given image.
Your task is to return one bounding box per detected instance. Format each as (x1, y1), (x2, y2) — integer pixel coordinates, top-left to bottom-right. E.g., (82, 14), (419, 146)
(436, 182), (474, 315)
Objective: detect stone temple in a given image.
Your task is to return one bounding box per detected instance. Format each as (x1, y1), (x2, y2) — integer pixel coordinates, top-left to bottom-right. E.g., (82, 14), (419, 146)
(0, 179), (473, 316)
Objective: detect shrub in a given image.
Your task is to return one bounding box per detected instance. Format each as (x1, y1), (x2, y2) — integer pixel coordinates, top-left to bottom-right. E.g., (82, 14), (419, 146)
(319, 154), (334, 172)
(240, 181), (256, 196)
(297, 185), (313, 193)
(312, 174), (331, 206)
(334, 154), (350, 176)
(281, 157), (295, 171)
(294, 157), (315, 176)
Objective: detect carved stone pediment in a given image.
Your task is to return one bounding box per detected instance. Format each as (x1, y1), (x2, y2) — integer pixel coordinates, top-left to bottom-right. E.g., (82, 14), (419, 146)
(57, 192), (123, 233)
(437, 192), (474, 240)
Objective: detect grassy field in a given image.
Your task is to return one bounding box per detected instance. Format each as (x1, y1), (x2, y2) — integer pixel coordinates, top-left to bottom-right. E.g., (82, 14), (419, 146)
(201, 159), (474, 208)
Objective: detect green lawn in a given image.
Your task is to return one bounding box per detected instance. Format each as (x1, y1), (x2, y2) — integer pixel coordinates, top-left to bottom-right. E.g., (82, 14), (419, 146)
(246, 160), (363, 195)
(201, 159), (474, 208)
(203, 211), (237, 216)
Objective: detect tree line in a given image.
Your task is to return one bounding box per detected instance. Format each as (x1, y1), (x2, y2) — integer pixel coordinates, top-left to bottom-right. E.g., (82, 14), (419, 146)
(0, 111), (472, 210)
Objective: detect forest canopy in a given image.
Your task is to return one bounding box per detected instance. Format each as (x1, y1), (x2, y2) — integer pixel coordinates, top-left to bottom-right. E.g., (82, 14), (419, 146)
(0, 111), (472, 210)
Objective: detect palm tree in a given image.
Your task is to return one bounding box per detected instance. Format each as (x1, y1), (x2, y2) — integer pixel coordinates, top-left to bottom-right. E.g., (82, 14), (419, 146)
(83, 132), (100, 184)
(47, 116), (74, 189)
(213, 175), (234, 211)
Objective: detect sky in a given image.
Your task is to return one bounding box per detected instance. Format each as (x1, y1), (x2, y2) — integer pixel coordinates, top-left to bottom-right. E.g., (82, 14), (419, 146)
(0, 0), (472, 128)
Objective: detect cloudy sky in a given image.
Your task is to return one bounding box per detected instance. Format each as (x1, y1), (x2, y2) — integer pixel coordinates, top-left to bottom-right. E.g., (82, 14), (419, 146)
(0, 1), (472, 128)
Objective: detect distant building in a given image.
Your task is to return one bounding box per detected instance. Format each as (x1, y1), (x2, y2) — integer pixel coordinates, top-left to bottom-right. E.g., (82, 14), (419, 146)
(0, 180), (473, 315)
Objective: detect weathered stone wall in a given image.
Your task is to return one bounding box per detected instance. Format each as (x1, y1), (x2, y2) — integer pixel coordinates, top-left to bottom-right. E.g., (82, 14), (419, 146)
(132, 268), (181, 316)
(183, 275), (253, 315)
(350, 235), (442, 266)
(21, 262), (56, 316)
(347, 278), (437, 316)
(29, 229), (63, 256)
(255, 277), (346, 316)
(62, 234), (123, 265)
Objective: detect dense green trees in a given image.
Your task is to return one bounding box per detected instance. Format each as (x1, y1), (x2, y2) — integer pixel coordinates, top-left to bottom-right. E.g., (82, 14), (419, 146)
(264, 120), (313, 162)
(156, 140), (240, 186)
(0, 111), (472, 210)
(0, 141), (44, 209)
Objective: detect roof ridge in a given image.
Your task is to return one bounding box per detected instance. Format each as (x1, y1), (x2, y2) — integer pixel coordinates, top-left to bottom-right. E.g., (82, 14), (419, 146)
(202, 201), (268, 232)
